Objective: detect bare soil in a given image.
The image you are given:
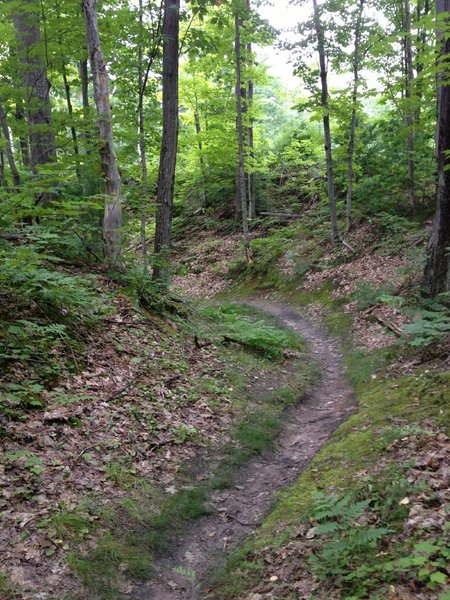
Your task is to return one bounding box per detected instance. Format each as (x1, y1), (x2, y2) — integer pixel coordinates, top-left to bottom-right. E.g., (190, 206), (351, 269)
(130, 301), (355, 600)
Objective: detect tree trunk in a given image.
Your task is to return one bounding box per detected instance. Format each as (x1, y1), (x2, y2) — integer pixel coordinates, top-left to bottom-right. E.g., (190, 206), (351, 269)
(235, 9), (252, 262)
(415, 0), (430, 117)
(82, 0), (122, 267)
(246, 72), (256, 220)
(423, 0), (450, 295)
(0, 103), (21, 187)
(62, 62), (81, 181)
(194, 110), (209, 207)
(404, 0), (417, 212)
(15, 102), (31, 168)
(138, 0), (148, 268)
(80, 59), (90, 111)
(312, 0), (339, 244)
(246, 0), (256, 220)
(152, 0), (180, 284)
(13, 0), (55, 170)
(0, 146), (8, 188)
(346, 0), (364, 232)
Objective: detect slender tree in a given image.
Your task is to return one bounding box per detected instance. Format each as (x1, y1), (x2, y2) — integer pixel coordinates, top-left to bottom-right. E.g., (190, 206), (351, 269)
(152, 0), (180, 283)
(312, 0), (339, 243)
(0, 103), (21, 187)
(246, 0), (256, 219)
(404, 0), (417, 212)
(0, 141), (8, 188)
(346, 0), (364, 231)
(194, 105), (209, 207)
(138, 0), (149, 267)
(83, 0), (123, 267)
(235, 2), (252, 261)
(423, 0), (450, 295)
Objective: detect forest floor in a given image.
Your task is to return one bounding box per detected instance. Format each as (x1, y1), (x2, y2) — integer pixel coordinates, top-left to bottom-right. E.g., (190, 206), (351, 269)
(1, 208), (449, 600)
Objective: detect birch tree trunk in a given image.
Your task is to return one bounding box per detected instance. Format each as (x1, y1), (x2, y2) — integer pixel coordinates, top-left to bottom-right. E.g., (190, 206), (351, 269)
(313, 0), (339, 244)
(346, 0), (364, 232)
(0, 103), (21, 187)
(235, 8), (252, 262)
(423, 0), (450, 295)
(13, 0), (55, 170)
(82, 0), (122, 267)
(152, 0), (180, 284)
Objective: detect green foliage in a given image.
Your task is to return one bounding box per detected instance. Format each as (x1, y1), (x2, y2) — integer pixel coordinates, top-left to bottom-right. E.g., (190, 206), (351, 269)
(0, 243), (107, 386)
(404, 295), (450, 347)
(112, 267), (188, 317)
(201, 303), (303, 358)
(353, 281), (394, 310)
(307, 492), (391, 584)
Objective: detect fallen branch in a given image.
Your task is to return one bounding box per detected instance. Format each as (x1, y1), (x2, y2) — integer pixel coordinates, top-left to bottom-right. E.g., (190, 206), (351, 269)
(0, 231), (28, 241)
(258, 212), (302, 219)
(340, 238), (356, 254)
(372, 312), (403, 337)
(74, 230), (102, 262)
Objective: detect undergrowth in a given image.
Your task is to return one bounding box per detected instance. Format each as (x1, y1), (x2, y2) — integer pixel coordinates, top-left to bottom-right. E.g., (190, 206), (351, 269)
(200, 302), (305, 358)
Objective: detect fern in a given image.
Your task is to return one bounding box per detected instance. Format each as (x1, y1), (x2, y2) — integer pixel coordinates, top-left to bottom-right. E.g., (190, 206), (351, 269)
(307, 492), (391, 583)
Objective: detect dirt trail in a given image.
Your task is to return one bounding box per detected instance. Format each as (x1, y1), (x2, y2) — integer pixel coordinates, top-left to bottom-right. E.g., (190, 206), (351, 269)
(131, 301), (355, 600)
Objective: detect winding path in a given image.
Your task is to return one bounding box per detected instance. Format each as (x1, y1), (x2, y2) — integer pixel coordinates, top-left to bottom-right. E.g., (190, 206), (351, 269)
(131, 301), (355, 600)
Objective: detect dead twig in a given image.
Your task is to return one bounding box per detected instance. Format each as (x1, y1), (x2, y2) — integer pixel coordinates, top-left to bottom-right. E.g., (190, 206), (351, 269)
(372, 312), (403, 337)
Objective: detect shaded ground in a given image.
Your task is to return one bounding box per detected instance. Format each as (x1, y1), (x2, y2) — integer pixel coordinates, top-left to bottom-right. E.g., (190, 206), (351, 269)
(0, 293), (238, 597)
(130, 301), (355, 600)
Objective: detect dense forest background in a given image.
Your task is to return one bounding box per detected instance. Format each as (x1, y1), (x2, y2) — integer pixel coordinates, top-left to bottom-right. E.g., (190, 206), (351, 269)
(1, 0), (448, 283)
(1, 0), (450, 598)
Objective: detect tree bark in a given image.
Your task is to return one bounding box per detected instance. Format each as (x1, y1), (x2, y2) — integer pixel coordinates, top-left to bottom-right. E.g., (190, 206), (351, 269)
(423, 0), (450, 295)
(313, 0), (339, 244)
(346, 0), (364, 232)
(80, 59), (90, 111)
(15, 102), (31, 168)
(404, 0), (417, 212)
(194, 109), (209, 207)
(82, 0), (122, 267)
(138, 0), (149, 268)
(0, 146), (8, 188)
(0, 103), (21, 187)
(245, 0), (256, 219)
(235, 8), (252, 262)
(246, 69), (256, 219)
(62, 61), (81, 181)
(152, 0), (180, 284)
(13, 0), (55, 170)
